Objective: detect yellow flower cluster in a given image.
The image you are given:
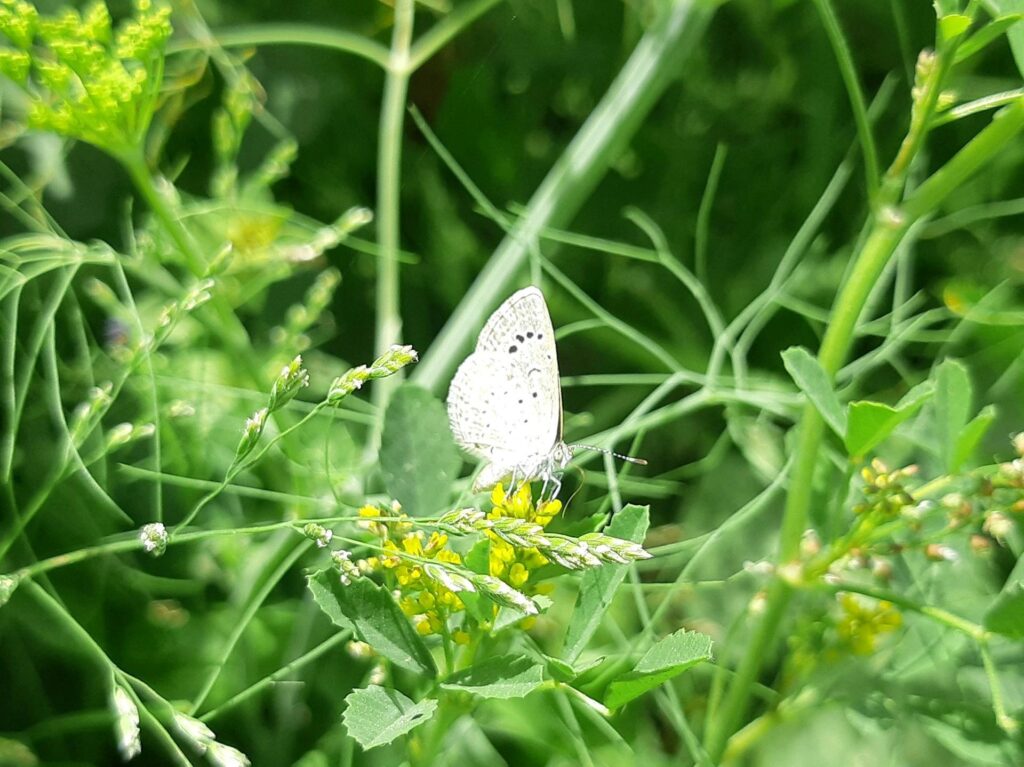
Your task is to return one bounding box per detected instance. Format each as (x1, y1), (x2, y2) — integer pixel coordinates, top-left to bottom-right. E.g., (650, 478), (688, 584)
(487, 483), (562, 594)
(0, 0), (172, 155)
(359, 506), (468, 642)
(835, 593), (902, 655)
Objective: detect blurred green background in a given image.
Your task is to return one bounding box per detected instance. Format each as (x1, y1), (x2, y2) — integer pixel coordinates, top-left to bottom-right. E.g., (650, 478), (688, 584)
(2, 0), (1024, 764)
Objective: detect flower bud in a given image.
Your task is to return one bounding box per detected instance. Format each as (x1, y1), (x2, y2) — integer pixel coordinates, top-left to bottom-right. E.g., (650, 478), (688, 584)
(368, 345), (418, 377)
(0, 573), (19, 607)
(110, 685), (141, 760)
(925, 543), (958, 562)
(303, 522), (333, 548)
(267, 355), (309, 412)
(235, 408), (268, 460)
(139, 522), (168, 556)
(983, 511), (1013, 542)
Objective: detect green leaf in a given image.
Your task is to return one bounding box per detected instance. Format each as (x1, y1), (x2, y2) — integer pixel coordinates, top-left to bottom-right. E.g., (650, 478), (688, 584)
(953, 404), (997, 470)
(984, 1), (1024, 76)
(342, 686), (438, 750)
(955, 14), (1024, 62)
(781, 346), (846, 438)
(562, 505), (649, 663)
(934, 359), (972, 473)
(984, 581), (1024, 639)
(845, 382), (932, 457)
(441, 655), (545, 699)
(605, 629), (713, 709)
(939, 13), (972, 42)
(379, 384), (461, 517)
(307, 571), (436, 677)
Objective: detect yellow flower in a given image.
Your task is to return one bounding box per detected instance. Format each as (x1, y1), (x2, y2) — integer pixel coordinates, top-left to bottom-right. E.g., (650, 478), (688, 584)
(368, 507), (468, 638)
(836, 594), (902, 655)
(486, 482), (564, 607)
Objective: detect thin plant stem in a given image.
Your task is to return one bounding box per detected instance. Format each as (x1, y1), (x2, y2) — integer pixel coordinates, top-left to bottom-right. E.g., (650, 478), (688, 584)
(370, 0), (415, 442)
(811, 0), (880, 201)
(168, 23), (390, 69)
(413, 0), (716, 392)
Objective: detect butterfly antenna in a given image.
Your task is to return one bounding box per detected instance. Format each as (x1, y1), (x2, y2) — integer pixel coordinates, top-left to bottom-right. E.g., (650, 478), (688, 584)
(569, 444), (647, 465)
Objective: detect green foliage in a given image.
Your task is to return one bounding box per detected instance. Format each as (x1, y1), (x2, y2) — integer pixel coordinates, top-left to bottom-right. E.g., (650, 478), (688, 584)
(308, 570), (436, 677)
(984, 581), (1024, 639)
(1, 0), (1023, 765)
(440, 655), (545, 699)
(782, 345), (847, 438)
(604, 629), (713, 709)
(845, 383), (933, 457)
(342, 685), (438, 750)
(562, 504), (649, 664)
(380, 384), (460, 517)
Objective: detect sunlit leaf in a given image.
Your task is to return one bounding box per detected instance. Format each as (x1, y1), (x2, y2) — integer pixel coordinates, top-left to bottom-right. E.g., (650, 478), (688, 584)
(605, 629), (713, 709)
(342, 686), (437, 750)
(782, 346), (846, 438)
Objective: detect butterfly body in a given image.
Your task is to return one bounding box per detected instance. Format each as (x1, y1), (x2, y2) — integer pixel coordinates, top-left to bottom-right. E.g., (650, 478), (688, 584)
(447, 287), (570, 494)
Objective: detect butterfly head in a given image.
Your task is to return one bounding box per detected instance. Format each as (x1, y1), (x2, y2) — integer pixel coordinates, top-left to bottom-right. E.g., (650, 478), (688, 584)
(551, 441), (574, 468)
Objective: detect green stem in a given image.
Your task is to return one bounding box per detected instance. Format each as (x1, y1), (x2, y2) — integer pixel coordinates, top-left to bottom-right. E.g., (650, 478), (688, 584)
(120, 151), (204, 275)
(811, 0), (880, 201)
(199, 630), (352, 722)
(407, 0), (504, 72)
(168, 23), (391, 69)
(413, 0), (715, 393)
(369, 0), (415, 437)
(22, 581), (192, 766)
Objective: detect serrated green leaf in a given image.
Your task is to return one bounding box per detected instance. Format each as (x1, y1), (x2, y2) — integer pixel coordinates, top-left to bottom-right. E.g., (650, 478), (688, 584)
(782, 346), (846, 438)
(380, 384), (461, 517)
(955, 14), (1024, 62)
(934, 359), (972, 473)
(441, 655), (545, 699)
(953, 404), (996, 470)
(939, 13), (972, 42)
(307, 571), (436, 676)
(342, 686), (438, 749)
(605, 629), (713, 709)
(845, 383), (932, 457)
(562, 505), (649, 663)
(984, 581), (1024, 639)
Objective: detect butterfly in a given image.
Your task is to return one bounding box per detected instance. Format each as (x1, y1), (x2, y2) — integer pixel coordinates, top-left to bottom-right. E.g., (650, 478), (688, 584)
(447, 286), (644, 499)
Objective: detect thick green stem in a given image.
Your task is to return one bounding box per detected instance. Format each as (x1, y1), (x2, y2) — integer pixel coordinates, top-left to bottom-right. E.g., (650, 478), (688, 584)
(413, 0), (715, 393)
(121, 151), (205, 276)
(705, 95), (1024, 761)
(370, 0), (415, 432)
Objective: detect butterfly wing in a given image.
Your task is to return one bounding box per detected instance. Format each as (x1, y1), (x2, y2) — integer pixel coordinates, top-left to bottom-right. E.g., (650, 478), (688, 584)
(447, 351), (558, 463)
(473, 287), (562, 448)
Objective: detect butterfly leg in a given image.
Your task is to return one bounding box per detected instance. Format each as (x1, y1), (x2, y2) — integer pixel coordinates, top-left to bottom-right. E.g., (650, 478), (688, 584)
(505, 465), (521, 502)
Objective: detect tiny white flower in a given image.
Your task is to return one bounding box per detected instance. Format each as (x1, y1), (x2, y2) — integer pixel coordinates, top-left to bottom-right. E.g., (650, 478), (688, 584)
(207, 742), (251, 767)
(110, 685), (141, 761)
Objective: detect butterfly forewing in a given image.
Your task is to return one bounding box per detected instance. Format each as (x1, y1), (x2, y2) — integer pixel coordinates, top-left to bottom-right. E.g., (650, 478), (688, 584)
(447, 351), (559, 459)
(474, 287), (561, 446)
(447, 286), (565, 491)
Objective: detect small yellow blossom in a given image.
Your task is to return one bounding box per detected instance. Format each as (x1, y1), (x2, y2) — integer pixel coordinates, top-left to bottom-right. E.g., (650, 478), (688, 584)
(835, 594), (902, 655)
(485, 483), (563, 605)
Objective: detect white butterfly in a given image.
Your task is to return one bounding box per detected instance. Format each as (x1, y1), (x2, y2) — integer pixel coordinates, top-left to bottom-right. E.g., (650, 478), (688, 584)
(447, 287), (643, 499)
